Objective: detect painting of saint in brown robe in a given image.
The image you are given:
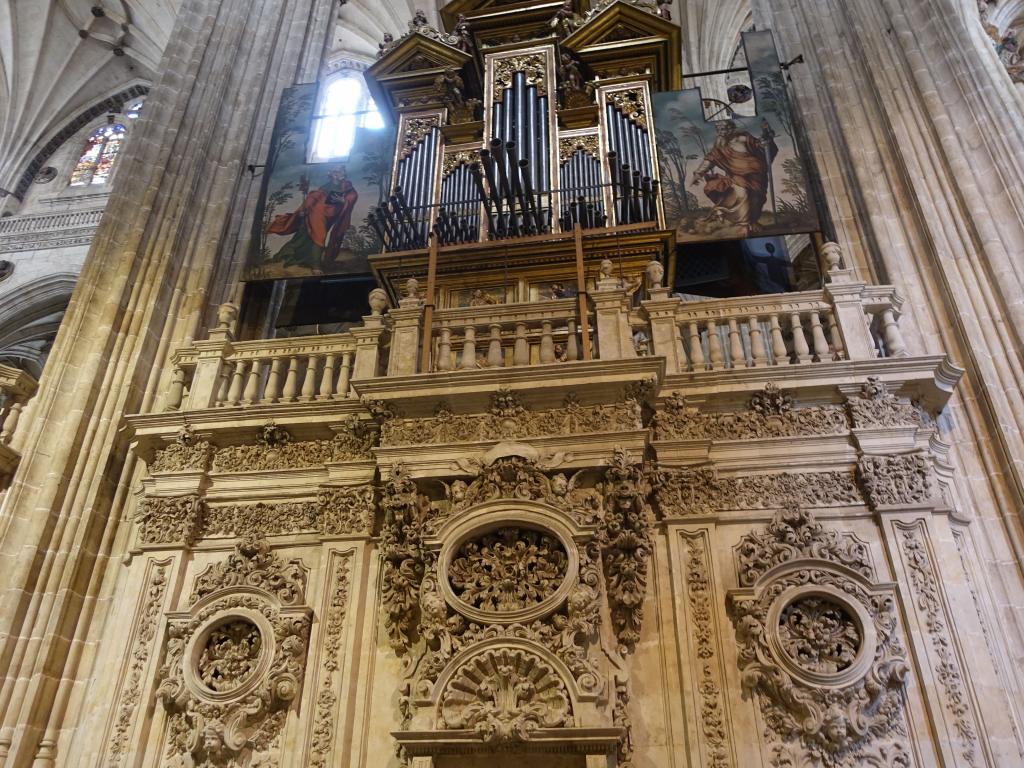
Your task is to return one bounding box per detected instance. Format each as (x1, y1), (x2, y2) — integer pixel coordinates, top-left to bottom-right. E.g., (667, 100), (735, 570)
(266, 167), (358, 272)
(690, 119), (777, 235)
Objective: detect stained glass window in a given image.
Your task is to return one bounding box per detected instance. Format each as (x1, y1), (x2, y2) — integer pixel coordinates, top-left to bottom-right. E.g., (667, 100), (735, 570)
(70, 123), (127, 186)
(310, 73), (384, 162)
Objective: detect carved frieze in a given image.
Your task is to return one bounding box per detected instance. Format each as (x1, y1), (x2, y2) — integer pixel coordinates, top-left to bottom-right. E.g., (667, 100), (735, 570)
(137, 486), (376, 544)
(151, 425), (213, 473)
(728, 509), (911, 767)
(653, 385), (849, 441)
(157, 538), (311, 767)
(654, 467), (861, 517)
(136, 495), (205, 546)
(845, 377), (920, 428)
(211, 419), (374, 473)
(380, 388), (643, 447)
(857, 453), (933, 508)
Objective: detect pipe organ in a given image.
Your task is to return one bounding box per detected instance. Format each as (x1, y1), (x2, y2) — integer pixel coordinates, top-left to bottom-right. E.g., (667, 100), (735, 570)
(364, 6), (674, 256)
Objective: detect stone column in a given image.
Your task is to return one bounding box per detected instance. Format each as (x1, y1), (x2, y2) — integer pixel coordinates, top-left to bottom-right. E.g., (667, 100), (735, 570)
(0, 0), (335, 763)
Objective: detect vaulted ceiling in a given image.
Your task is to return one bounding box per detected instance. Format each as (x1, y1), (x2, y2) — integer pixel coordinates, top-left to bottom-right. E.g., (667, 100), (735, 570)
(0, 0), (178, 194)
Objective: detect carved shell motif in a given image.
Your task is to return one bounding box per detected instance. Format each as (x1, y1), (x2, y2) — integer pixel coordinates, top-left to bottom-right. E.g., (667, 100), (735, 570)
(440, 647), (572, 743)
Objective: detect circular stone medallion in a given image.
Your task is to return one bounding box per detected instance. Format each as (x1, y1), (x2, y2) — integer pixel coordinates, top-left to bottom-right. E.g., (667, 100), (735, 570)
(777, 595), (862, 675)
(196, 619), (263, 694)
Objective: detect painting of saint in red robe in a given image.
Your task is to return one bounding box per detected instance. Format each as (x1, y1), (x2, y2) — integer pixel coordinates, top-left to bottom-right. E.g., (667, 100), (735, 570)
(691, 119), (777, 236)
(266, 167), (359, 272)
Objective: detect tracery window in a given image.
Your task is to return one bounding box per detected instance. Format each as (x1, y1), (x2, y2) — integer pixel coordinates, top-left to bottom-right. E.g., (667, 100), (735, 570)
(70, 123), (127, 186)
(309, 72), (384, 163)
(126, 101), (144, 119)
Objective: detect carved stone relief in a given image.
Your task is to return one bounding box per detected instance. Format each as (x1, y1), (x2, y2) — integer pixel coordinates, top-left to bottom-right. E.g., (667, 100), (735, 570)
(845, 377), (920, 428)
(136, 487), (376, 545)
(654, 385), (849, 441)
(897, 522), (980, 766)
(151, 425), (213, 473)
(727, 508), (911, 767)
(156, 538), (311, 768)
(380, 388), (642, 447)
(654, 467), (861, 517)
(857, 454), (934, 508)
(211, 419), (374, 473)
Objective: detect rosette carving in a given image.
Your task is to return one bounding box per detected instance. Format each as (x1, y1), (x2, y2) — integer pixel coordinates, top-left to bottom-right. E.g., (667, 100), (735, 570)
(448, 527), (569, 613)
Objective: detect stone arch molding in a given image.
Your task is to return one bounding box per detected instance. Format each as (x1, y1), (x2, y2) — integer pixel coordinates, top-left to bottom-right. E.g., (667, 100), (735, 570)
(155, 537), (312, 767)
(727, 507), (912, 767)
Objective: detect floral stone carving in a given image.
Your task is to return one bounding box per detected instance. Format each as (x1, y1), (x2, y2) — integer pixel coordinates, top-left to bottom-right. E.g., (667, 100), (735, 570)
(778, 596), (861, 674)
(380, 464), (429, 652)
(212, 418), (374, 472)
(136, 495), (205, 546)
(448, 527), (569, 613)
(380, 388), (642, 447)
(857, 453), (933, 508)
(654, 385), (849, 441)
(598, 448), (652, 654)
(151, 424), (213, 473)
(845, 377), (919, 428)
(156, 537), (311, 767)
(440, 647), (572, 744)
(728, 508), (910, 767)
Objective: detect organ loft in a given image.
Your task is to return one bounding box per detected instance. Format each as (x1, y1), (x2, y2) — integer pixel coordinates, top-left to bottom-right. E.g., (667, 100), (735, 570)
(0, 0), (1023, 767)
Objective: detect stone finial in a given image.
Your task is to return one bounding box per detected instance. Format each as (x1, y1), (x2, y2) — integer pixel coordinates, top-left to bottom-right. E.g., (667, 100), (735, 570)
(368, 288), (389, 316)
(645, 259), (664, 288)
(820, 241), (843, 272)
(216, 302), (239, 330)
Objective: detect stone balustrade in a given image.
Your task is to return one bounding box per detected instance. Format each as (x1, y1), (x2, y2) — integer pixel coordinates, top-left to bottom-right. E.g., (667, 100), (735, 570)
(0, 208), (104, 234)
(0, 363), (38, 486)
(432, 298), (588, 370)
(162, 259), (910, 414)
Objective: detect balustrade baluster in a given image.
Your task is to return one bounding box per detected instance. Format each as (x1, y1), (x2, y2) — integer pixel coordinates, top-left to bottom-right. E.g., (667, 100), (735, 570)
(748, 315), (766, 367)
(300, 355), (318, 400)
(880, 309), (907, 357)
(461, 326), (477, 369)
(727, 318), (744, 368)
(1, 401), (23, 445)
(487, 324), (504, 367)
(768, 314), (787, 365)
(319, 354), (337, 399)
(513, 323), (529, 366)
(566, 320), (579, 361)
(265, 357), (283, 402)
(540, 321), (555, 363)
(243, 360), (262, 404)
(214, 362), (230, 405)
(282, 356), (300, 401)
(687, 321), (704, 371)
(337, 352), (352, 397)
(437, 324), (452, 371)
(827, 312), (845, 360)
(227, 360), (247, 405)
(706, 320), (724, 369)
(809, 311), (830, 361)
(167, 365), (186, 410)
(790, 312), (811, 363)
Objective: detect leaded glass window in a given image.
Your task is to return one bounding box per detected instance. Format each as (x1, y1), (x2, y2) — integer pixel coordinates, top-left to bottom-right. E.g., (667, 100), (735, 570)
(310, 73), (384, 162)
(70, 123), (127, 186)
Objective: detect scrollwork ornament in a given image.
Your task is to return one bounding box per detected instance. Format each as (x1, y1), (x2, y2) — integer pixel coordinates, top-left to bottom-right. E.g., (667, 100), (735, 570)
(728, 508), (911, 767)
(845, 377), (920, 428)
(380, 464), (429, 652)
(598, 448), (652, 654)
(136, 495), (205, 546)
(156, 540), (311, 767)
(857, 454), (933, 508)
(493, 54), (547, 100)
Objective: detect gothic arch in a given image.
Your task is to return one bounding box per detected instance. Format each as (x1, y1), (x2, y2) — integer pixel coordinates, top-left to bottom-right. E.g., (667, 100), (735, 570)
(0, 273), (77, 378)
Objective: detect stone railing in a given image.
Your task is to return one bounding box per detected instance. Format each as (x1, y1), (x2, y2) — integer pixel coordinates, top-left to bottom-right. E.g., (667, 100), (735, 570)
(161, 246), (911, 412)
(432, 298), (589, 370)
(0, 363), (39, 486)
(0, 209), (104, 234)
